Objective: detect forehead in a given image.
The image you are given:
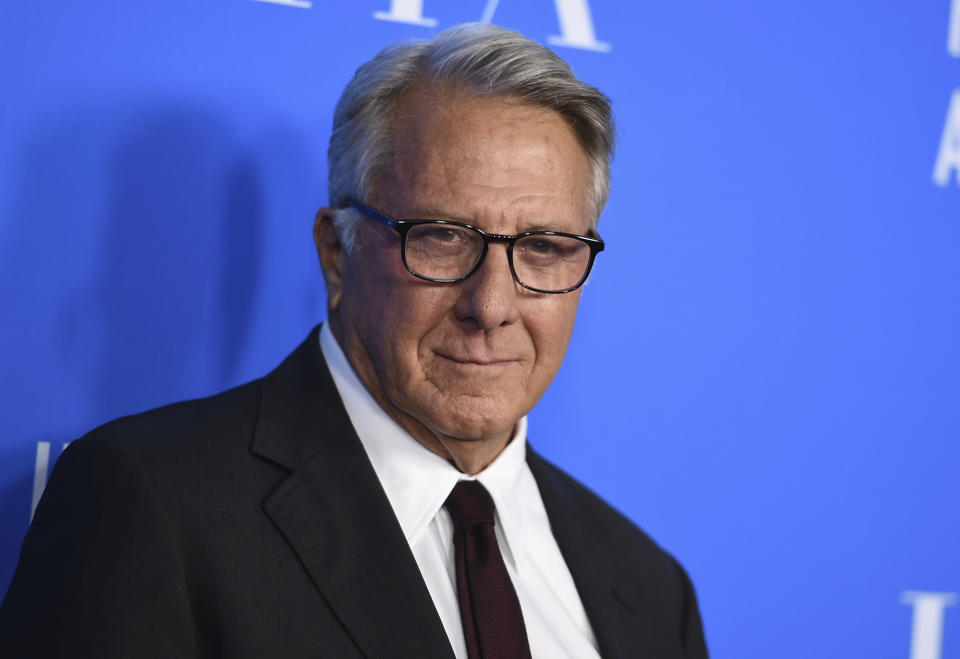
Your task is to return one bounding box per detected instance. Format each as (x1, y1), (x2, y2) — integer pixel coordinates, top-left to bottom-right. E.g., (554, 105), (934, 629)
(375, 88), (592, 232)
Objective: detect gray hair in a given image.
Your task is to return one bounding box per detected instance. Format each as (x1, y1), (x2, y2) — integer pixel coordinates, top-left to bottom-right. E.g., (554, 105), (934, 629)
(327, 22), (615, 252)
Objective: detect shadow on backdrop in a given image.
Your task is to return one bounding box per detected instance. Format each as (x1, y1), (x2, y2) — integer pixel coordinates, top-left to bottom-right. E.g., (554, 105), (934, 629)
(91, 109), (263, 420)
(0, 103), (268, 598)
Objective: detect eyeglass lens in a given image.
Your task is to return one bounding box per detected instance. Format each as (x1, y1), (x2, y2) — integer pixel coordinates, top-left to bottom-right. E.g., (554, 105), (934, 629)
(404, 223), (592, 292)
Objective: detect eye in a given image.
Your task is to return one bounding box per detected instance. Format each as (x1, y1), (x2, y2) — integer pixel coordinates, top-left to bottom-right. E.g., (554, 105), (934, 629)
(518, 236), (566, 259)
(526, 238), (560, 255)
(422, 225), (470, 243)
(515, 235), (589, 270)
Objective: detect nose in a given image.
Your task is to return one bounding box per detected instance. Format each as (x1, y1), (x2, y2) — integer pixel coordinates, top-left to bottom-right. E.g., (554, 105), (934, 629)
(452, 244), (521, 331)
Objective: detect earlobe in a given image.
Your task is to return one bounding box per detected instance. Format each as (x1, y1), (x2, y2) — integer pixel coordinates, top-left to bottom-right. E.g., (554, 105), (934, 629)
(313, 207), (344, 311)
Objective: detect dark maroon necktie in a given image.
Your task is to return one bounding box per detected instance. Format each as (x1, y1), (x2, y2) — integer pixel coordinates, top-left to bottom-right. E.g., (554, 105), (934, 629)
(444, 480), (532, 659)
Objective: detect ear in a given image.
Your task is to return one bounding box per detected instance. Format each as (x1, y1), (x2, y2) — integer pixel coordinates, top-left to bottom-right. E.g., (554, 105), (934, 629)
(313, 207), (346, 311)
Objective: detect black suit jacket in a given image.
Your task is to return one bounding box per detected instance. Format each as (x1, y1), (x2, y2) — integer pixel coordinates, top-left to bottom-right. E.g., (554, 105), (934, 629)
(0, 326), (707, 658)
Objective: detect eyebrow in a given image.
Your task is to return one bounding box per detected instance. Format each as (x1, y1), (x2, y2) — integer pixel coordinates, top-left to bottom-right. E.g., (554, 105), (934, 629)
(405, 205), (471, 223)
(403, 205), (571, 234)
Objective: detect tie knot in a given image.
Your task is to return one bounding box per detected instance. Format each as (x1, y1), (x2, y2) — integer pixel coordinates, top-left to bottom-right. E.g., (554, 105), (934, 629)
(444, 480), (496, 535)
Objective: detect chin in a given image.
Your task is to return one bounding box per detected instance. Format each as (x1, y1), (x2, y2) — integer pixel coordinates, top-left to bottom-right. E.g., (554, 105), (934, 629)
(428, 394), (522, 443)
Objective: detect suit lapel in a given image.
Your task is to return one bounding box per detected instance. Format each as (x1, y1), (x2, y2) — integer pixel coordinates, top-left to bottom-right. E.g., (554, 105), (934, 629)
(527, 448), (652, 659)
(251, 327), (455, 659)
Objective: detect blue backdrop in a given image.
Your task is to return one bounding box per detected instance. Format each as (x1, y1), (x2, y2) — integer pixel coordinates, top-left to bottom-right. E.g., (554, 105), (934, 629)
(2, 2), (958, 657)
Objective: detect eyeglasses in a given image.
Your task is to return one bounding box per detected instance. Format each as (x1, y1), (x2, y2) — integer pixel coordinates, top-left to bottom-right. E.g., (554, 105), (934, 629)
(345, 200), (604, 294)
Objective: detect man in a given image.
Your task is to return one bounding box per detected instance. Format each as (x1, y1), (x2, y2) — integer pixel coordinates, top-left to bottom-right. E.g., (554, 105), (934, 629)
(0, 23), (707, 658)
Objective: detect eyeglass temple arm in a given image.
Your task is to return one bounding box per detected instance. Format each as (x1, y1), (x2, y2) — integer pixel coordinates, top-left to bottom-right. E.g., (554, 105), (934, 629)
(346, 200), (397, 229)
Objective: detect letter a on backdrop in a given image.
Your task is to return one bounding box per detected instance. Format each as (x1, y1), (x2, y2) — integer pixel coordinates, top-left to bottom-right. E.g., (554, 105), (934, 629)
(933, 90), (960, 186)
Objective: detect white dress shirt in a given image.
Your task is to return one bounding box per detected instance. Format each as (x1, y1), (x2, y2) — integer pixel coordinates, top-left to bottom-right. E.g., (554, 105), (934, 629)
(319, 324), (600, 659)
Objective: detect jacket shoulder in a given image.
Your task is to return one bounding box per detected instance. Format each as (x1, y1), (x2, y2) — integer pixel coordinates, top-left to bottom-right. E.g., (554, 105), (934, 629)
(527, 448), (669, 559)
(527, 447), (709, 658)
(61, 379), (278, 513)
(83, 380), (263, 451)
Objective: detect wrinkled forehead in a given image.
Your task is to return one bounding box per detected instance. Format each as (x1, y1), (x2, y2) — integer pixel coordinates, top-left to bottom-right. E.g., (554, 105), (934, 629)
(373, 87), (593, 218)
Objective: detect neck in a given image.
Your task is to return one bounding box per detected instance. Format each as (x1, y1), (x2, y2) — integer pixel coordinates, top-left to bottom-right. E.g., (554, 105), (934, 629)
(417, 429), (514, 476)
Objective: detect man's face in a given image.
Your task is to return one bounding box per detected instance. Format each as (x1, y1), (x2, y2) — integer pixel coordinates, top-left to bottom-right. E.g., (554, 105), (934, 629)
(324, 90), (593, 463)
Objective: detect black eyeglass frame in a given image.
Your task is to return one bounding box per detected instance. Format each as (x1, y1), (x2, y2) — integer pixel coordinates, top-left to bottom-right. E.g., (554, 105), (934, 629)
(345, 199), (605, 294)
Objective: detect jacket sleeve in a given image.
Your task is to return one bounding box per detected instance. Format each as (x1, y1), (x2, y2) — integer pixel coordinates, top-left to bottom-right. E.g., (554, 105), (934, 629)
(0, 438), (196, 658)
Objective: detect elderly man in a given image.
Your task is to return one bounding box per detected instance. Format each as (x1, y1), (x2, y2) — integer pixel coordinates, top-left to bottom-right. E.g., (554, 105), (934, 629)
(0, 23), (707, 659)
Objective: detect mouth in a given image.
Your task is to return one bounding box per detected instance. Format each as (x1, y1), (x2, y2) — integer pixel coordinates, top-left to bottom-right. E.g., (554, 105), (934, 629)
(436, 353), (517, 367)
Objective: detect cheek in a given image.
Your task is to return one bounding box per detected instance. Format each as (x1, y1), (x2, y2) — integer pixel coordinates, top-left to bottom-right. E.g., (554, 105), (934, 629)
(388, 294), (451, 368)
(528, 296), (581, 367)
(350, 277), (456, 372)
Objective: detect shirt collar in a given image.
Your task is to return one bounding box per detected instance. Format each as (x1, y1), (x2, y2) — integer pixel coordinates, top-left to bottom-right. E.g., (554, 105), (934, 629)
(319, 323), (530, 569)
